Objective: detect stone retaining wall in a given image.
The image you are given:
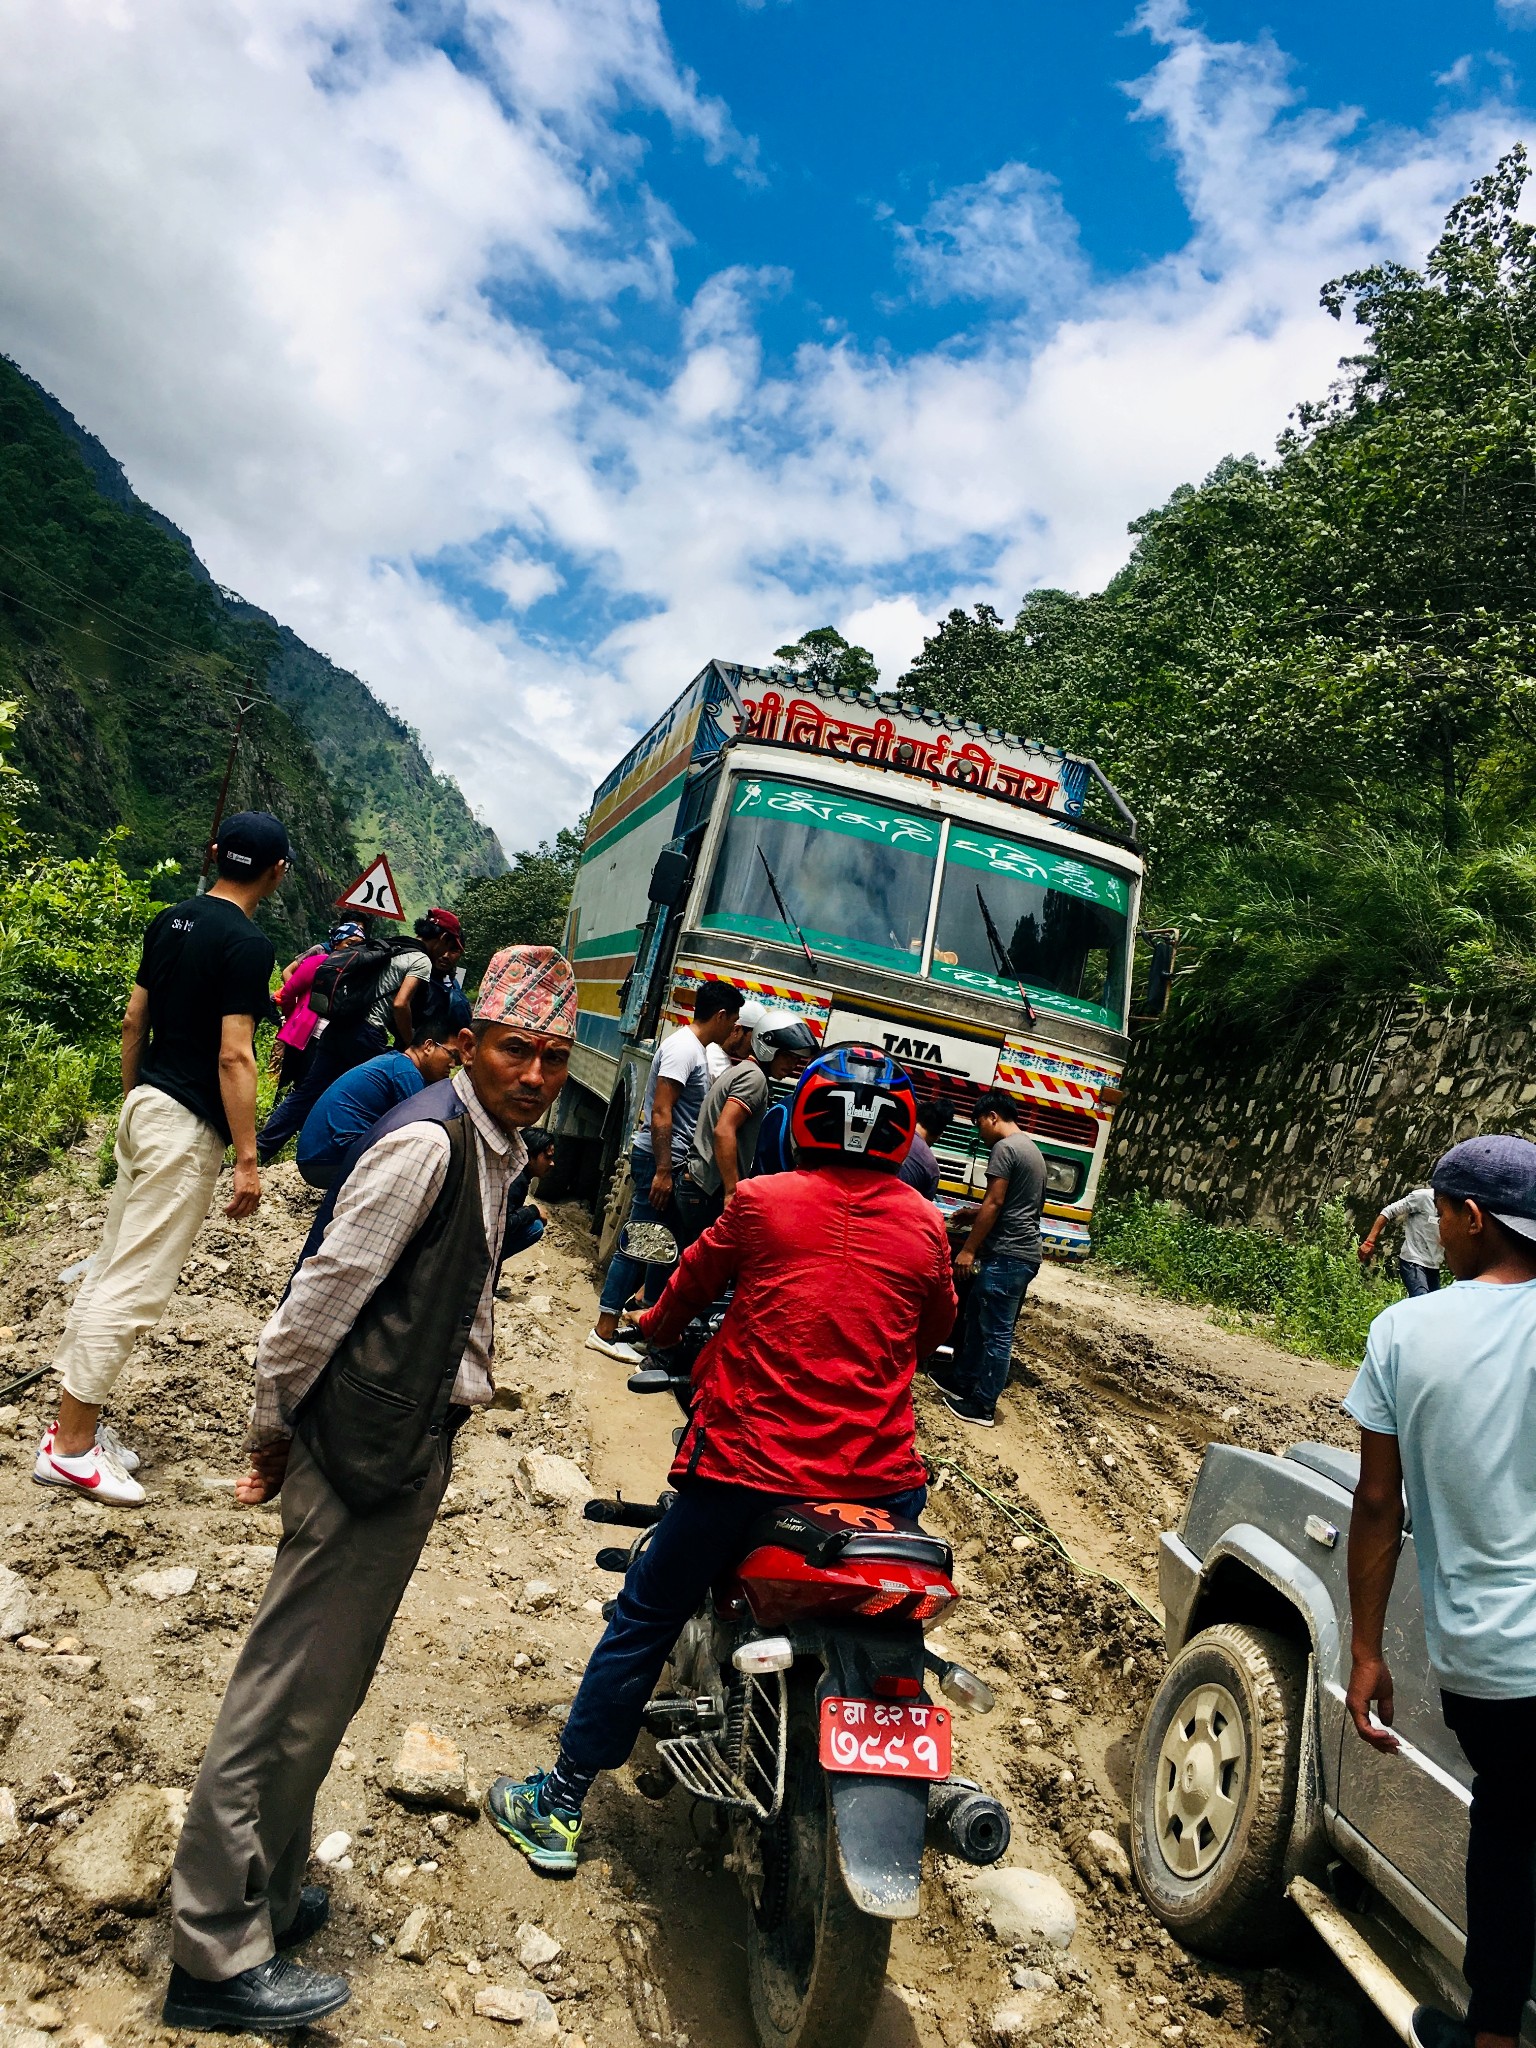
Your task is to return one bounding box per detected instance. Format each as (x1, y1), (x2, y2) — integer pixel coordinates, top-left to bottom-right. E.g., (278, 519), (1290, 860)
(1103, 1001), (1536, 1229)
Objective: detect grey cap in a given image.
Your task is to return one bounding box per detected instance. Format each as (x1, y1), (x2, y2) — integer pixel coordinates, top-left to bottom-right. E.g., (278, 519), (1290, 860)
(1431, 1134), (1536, 1239)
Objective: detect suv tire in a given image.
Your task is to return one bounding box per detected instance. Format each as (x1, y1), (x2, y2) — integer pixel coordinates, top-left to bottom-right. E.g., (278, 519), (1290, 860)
(1131, 1622), (1307, 1961)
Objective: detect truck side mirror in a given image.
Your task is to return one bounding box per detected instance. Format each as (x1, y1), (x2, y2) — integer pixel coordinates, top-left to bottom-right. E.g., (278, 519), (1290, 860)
(1132, 930), (1179, 1023)
(647, 848), (691, 907)
(1145, 936), (1175, 1016)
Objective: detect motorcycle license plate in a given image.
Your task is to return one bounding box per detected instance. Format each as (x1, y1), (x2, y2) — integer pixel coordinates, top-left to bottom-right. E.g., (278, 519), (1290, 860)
(819, 1697), (952, 1779)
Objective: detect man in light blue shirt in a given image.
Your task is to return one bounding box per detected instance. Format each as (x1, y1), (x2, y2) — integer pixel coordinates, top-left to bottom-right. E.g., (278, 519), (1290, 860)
(1344, 1134), (1536, 2048)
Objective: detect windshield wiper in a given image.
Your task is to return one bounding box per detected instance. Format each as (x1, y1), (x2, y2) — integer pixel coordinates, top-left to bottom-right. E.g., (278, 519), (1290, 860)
(975, 884), (1037, 1026)
(757, 846), (819, 976)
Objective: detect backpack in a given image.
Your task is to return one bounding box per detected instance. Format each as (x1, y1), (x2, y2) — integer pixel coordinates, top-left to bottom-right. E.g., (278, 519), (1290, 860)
(309, 937), (410, 1028)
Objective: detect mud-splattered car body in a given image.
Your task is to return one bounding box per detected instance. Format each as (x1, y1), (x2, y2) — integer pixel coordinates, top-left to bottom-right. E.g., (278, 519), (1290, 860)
(1141, 1439), (1482, 2026)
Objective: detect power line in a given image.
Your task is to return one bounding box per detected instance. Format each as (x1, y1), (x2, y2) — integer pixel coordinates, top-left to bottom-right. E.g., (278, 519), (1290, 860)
(0, 537), (223, 662)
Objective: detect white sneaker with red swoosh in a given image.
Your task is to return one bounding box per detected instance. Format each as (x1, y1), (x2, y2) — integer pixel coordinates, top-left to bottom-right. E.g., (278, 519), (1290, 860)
(33, 1440), (145, 1506)
(39, 1419), (140, 1473)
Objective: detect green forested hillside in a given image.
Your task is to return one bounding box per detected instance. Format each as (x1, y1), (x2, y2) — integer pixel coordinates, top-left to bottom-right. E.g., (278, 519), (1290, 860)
(229, 605), (505, 919)
(0, 359), (356, 955)
(0, 356), (503, 929)
(906, 151), (1536, 1042)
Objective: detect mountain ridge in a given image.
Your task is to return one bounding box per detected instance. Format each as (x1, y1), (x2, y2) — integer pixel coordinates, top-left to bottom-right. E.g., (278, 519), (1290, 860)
(0, 356), (504, 922)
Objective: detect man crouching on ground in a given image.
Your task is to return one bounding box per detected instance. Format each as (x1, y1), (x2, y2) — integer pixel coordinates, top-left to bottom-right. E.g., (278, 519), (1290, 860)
(161, 946), (577, 2034)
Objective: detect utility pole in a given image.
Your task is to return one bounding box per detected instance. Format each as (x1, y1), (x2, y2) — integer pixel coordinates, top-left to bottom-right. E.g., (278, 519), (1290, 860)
(198, 693), (259, 891)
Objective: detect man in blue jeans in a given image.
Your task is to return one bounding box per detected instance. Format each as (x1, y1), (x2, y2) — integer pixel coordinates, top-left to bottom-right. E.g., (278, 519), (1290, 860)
(928, 1090), (1044, 1427)
(586, 979), (745, 1363)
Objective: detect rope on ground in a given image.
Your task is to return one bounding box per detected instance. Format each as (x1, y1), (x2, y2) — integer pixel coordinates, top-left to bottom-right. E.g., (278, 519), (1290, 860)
(933, 1456), (1162, 1625)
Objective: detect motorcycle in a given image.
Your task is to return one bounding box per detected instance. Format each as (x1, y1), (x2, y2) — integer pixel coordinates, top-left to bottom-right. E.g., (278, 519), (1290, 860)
(584, 1242), (1011, 2048)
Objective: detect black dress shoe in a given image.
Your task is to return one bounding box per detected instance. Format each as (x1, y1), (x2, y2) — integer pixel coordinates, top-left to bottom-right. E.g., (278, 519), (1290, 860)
(162, 1956), (351, 2032)
(274, 1885), (330, 1950)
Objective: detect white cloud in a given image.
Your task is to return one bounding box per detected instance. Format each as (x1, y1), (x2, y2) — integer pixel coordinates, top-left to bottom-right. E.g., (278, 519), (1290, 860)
(1498, 0), (1536, 25)
(0, 0), (1524, 853)
(892, 162), (1087, 310)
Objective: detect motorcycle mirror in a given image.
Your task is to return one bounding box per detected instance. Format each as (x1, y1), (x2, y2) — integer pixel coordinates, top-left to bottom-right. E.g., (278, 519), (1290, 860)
(732, 1635), (794, 1675)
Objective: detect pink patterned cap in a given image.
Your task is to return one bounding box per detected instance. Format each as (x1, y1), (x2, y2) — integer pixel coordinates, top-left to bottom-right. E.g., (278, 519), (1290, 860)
(474, 945), (579, 1038)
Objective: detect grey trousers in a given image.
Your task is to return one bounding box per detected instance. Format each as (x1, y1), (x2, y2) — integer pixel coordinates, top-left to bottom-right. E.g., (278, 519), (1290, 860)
(170, 1428), (453, 1979)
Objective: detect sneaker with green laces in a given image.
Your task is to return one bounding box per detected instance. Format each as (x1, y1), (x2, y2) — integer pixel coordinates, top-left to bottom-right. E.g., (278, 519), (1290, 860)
(486, 1772), (582, 1876)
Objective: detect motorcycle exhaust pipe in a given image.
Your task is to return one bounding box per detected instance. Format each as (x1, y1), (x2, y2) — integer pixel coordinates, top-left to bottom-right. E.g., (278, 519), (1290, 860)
(927, 1778), (1011, 1866)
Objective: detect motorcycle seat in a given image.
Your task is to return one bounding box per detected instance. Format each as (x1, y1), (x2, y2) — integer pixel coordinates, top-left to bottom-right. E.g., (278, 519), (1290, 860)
(744, 1501), (953, 1575)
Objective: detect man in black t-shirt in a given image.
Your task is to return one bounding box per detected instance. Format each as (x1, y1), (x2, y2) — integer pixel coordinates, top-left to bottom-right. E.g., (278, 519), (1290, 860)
(36, 813), (288, 1506)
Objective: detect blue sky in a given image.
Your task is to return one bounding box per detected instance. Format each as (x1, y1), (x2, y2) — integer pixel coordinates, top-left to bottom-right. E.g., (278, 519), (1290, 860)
(0, 0), (1532, 846)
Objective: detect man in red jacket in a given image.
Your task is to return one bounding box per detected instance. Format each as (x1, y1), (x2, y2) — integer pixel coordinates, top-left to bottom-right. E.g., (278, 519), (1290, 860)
(486, 1045), (957, 1874)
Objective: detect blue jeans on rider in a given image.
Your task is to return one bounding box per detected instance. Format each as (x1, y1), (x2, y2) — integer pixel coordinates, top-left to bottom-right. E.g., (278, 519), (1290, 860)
(955, 1252), (1039, 1415)
(598, 1146), (678, 1317)
(558, 1476), (928, 1781)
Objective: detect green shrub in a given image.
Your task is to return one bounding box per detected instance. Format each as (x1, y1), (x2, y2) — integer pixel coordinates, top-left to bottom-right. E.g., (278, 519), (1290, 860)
(1093, 1193), (1403, 1366)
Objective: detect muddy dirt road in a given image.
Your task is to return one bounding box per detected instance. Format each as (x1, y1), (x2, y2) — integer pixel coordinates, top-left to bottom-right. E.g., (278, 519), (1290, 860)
(0, 1141), (1397, 2048)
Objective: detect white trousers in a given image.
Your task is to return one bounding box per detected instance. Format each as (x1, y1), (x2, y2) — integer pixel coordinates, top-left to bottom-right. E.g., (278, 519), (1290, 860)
(55, 1085), (225, 1406)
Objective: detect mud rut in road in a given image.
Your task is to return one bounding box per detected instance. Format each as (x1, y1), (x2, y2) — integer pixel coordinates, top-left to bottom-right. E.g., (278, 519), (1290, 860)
(0, 1142), (1398, 2048)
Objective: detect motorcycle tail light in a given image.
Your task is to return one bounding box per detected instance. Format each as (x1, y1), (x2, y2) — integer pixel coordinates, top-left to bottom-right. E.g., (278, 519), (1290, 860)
(873, 1674), (922, 1700)
(732, 1545), (959, 1628)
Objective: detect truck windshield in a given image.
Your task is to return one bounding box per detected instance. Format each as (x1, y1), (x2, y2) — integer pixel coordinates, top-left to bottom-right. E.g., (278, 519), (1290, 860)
(929, 827), (1130, 1028)
(700, 775), (939, 976)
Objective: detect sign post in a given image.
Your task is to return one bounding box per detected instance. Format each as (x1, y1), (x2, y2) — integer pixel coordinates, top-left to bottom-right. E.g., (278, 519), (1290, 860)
(335, 853), (406, 923)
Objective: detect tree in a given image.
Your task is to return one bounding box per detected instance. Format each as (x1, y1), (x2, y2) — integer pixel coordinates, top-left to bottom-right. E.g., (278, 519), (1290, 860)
(455, 822), (585, 984)
(896, 150), (1536, 1035)
(773, 626), (879, 692)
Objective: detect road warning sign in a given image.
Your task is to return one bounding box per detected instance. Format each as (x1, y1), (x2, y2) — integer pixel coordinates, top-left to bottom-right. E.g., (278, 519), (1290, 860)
(335, 854), (405, 922)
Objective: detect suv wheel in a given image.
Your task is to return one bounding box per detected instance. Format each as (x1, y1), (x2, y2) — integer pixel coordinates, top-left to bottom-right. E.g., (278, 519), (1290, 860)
(1131, 1622), (1307, 1961)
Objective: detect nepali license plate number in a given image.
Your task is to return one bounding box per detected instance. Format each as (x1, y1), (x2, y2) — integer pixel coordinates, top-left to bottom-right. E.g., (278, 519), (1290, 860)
(818, 1697), (952, 1779)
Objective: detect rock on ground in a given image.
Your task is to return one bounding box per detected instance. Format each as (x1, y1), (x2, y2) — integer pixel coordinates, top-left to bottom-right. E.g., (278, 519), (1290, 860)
(46, 1784), (188, 1913)
(393, 1904), (439, 1963)
(513, 1451), (591, 1507)
(964, 1865), (1078, 1950)
(385, 1724), (479, 1816)
(516, 1923), (561, 1969)
(127, 1565), (197, 1602)
(0, 1562), (32, 1639)
(473, 1985), (559, 2027)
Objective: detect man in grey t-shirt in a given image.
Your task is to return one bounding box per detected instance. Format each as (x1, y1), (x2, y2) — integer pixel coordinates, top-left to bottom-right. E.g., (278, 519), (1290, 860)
(675, 1013), (818, 1244)
(1358, 1183), (1444, 1298)
(928, 1090), (1045, 1427)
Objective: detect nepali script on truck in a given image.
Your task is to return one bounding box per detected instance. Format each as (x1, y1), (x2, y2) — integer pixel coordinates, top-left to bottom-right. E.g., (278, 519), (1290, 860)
(551, 659), (1157, 1259)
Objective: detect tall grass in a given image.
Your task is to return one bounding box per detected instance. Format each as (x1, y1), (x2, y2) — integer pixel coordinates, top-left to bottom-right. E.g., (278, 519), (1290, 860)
(1092, 1192), (1405, 1366)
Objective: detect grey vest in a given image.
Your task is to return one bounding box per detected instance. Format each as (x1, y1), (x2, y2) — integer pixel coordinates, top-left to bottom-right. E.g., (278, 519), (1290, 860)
(295, 1113), (490, 1514)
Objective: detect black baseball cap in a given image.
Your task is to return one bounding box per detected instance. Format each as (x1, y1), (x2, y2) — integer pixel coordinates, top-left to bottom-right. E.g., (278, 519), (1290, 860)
(215, 811), (291, 878)
(1431, 1134), (1536, 1241)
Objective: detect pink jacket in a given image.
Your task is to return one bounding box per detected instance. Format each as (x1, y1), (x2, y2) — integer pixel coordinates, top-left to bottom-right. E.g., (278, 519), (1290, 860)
(275, 950), (327, 1051)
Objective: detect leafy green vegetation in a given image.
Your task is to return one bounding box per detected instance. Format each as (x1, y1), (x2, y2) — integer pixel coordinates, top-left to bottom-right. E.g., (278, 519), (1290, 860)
(904, 150), (1536, 1040)
(1093, 1193), (1404, 1366)
(773, 626), (879, 691)
(0, 707), (161, 1192)
(456, 823), (584, 983)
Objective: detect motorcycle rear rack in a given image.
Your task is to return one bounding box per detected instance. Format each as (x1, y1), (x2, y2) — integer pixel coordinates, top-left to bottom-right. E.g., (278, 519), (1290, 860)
(655, 1669), (787, 1820)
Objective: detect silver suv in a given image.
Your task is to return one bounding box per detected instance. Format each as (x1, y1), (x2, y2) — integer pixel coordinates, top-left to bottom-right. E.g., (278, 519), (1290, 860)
(1134, 1439), (1478, 2028)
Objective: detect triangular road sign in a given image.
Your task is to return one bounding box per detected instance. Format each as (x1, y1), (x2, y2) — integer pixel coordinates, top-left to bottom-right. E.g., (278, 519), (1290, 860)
(335, 853), (405, 921)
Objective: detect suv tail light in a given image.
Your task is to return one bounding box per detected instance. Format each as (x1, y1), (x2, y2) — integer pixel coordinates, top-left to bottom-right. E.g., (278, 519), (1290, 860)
(732, 1544), (957, 1628)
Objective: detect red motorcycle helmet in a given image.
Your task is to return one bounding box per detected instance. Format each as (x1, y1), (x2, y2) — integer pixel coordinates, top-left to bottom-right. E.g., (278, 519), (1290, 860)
(788, 1042), (918, 1174)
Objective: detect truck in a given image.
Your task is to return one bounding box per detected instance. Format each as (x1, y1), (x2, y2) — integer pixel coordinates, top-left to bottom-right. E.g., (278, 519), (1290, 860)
(550, 657), (1162, 1254)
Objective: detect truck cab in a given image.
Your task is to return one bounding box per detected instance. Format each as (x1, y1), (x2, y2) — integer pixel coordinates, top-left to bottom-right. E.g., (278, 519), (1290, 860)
(554, 659), (1149, 1255)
